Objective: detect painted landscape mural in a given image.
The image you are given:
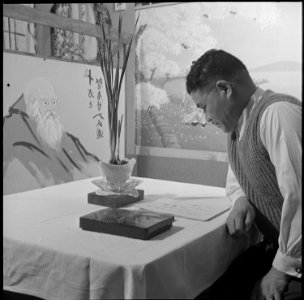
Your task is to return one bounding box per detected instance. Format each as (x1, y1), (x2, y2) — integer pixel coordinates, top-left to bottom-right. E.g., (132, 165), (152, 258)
(135, 2), (302, 153)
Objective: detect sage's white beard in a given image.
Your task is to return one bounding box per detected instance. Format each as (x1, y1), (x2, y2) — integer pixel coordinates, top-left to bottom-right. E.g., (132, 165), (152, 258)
(36, 111), (64, 151)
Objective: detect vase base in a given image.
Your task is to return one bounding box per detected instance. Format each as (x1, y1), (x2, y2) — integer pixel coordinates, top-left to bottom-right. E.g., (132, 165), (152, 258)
(88, 189), (144, 208)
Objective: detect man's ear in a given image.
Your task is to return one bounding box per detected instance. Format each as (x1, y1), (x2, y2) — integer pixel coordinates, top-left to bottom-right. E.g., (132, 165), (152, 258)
(215, 80), (232, 98)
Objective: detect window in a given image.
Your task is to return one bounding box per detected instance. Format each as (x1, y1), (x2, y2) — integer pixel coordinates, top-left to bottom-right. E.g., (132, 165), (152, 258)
(3, 4), (36, 54)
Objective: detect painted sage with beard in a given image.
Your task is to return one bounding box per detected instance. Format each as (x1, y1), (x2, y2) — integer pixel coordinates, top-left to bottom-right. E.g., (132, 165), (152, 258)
(33, 103), (64, 151)
(3, 77), (100, 194)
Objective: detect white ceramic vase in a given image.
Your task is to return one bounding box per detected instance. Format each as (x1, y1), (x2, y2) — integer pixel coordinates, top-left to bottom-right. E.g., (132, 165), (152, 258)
(99, 158), (136, 186)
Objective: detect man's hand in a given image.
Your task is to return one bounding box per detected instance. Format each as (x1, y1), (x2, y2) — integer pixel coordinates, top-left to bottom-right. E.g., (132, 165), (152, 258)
(250, 267), (291, 300)
(226, 196), (256, 236)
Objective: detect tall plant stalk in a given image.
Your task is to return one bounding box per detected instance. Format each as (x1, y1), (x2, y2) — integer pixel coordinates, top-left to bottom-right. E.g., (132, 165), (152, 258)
(99, 14), (139, 164)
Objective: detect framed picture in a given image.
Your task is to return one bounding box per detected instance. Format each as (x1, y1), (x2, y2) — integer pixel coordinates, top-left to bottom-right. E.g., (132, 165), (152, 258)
(114, 3), (127, 11)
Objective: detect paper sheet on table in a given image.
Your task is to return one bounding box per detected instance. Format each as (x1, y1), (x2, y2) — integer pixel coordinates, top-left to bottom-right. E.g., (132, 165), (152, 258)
(134, 196), (232, 221)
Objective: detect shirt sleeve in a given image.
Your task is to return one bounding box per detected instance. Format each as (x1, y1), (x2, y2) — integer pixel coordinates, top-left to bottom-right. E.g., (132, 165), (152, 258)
(225, 164), (246, 206)
(260, 101), (302, 278)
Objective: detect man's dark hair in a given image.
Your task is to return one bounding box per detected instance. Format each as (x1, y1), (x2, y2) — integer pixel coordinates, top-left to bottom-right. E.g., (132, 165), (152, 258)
(186, 49), (248, 94)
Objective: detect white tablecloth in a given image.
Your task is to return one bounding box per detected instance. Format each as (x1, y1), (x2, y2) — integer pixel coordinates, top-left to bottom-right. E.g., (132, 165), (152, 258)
(3, 177), (256, 299)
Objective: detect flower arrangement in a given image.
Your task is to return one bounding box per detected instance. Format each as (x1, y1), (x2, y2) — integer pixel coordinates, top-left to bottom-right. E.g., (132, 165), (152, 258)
(98, 13), (139, 165)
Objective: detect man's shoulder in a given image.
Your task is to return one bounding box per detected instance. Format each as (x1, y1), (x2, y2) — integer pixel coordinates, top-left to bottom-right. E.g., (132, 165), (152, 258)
(267, 100), (302, 111)
(264, 93), (302, 117)
(260, 95), (302, 133)
(257, 90), (301, 118)
(263, 90), (301, 105)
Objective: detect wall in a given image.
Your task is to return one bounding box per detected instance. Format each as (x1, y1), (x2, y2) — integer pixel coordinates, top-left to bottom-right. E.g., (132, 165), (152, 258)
(137, 156), (228, 187)
(3, 52), (124, 194)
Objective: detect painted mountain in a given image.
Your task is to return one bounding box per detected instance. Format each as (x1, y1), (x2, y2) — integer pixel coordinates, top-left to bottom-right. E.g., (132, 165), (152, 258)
(250, 61), (301, 72)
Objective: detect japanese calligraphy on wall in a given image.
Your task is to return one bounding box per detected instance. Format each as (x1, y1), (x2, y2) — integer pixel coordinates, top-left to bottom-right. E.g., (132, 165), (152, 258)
(84, 68), (105, 140)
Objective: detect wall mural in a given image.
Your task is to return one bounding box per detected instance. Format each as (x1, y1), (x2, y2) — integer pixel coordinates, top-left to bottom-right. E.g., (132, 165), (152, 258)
(135, 2), (302, 153)
(3, 53), (125, 195)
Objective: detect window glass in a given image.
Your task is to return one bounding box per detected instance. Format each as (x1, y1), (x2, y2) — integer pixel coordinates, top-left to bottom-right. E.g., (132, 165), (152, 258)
(3, 4), (36, 53)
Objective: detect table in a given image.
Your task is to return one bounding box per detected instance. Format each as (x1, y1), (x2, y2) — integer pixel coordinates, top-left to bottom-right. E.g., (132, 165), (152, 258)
(3, 177), (256, 299)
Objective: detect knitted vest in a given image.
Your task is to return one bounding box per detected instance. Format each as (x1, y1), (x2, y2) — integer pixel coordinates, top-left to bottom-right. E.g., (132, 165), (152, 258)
(227, 90), (301, 243)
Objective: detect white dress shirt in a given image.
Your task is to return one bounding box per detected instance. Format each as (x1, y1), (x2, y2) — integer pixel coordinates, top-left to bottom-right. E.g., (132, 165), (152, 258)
(226, 87), (302, 278)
